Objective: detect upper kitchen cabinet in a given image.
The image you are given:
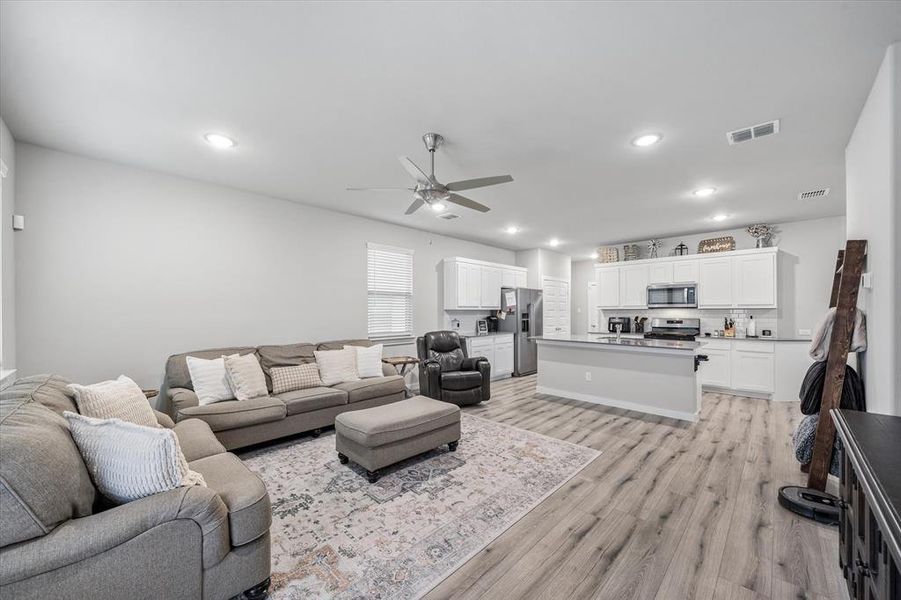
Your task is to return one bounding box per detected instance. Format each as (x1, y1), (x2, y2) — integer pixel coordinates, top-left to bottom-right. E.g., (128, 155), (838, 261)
(698, 257), (734, 308)
(648, 261), (673, 284)
(647, 258), (698, 285)
(672, 259), (699, 283)
(620, 264), (649, 308)
(732, 252), (777, 307)
(443, 258), (527, 310)
(596, 266), (621, 308)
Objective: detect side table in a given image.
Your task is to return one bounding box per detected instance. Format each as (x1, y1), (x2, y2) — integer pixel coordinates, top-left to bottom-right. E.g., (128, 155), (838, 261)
(382, 356), (420, 398)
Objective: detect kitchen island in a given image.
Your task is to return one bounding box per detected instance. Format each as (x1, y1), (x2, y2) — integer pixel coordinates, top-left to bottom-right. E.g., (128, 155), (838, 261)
(534, 334), (703, 422)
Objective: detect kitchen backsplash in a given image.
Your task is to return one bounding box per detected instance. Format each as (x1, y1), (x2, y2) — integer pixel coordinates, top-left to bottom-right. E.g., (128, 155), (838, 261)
(444, 311), (496, 336)
(600, 308), (779, 337)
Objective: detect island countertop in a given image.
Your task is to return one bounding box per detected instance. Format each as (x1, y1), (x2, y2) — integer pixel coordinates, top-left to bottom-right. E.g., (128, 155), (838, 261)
(533, 334), (700, 352)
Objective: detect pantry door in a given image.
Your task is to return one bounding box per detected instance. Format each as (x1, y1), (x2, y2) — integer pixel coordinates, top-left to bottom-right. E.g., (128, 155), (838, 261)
(542, 277), (571, 335)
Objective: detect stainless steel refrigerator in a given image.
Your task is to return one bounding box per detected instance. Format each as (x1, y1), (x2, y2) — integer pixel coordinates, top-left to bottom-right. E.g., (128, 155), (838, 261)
(499, 287), (543, 376)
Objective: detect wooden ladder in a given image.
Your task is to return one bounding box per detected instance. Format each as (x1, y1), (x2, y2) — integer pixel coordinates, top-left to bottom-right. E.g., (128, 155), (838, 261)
(807, 239), (867, 491)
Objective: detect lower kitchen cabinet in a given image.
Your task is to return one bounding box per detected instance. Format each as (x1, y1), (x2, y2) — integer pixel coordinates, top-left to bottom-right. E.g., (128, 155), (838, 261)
(698, 339), (807, 398)
(464, 334), (514, 380)
(699, 341), (732, 388)
(731, 341), (775, 394)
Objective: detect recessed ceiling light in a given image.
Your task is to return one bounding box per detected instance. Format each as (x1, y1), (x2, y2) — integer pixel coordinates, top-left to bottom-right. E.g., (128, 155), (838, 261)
(505, 226), (519, 234)
(631, 133), (662, 147)
(712, 214), (729, 222)
(694, 187), (717, 197)
(430, 202), (446, 212)
(590, 252), (599, 259)
(204, 133), (235, 149)
(549, 238), (560, 247)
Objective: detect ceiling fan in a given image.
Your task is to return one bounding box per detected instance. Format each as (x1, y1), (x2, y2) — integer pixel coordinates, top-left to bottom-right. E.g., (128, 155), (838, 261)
(347, 132), (513, 215)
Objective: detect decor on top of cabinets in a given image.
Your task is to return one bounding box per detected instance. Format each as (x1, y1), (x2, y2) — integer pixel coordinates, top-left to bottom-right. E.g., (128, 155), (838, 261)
(675, 242), (689, 256)
(698, 236), (736, 253)
(647, 239), (661, 258)
(746, 223), (774, 248)
(598, 246), (619, 263)
(623, 244), (641, 261)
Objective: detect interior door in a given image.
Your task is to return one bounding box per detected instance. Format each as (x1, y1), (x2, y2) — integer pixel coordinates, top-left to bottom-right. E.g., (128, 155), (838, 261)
(542, 277), (570, 335)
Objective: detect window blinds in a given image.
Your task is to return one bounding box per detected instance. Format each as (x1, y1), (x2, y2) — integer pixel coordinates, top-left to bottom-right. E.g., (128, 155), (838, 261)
(367, 243), (414, 340)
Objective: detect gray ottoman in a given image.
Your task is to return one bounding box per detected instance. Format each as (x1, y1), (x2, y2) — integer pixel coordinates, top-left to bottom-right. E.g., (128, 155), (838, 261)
(335, 395), (461, 483)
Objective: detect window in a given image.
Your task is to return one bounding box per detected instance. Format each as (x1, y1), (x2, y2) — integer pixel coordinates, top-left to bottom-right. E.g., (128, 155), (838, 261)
(367, 242), (414, 341)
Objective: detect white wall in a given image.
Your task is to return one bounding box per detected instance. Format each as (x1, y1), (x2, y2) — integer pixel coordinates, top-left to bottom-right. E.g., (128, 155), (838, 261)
(0, 118), (15, 370)
(515, 248), (571, 288)
(570, 216), (847, 337)
(845, 43), (900, 416)
(14, 144), (515, 393)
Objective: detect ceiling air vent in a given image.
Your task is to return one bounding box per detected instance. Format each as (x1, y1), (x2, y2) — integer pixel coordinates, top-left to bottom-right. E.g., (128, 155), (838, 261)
(799, 187), (830, 200)
(437, 213), (459, 220)
(727, 119), (781, 145)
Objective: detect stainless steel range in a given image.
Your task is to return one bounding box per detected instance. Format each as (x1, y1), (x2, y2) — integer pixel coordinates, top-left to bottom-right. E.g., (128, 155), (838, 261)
(643, 317), (700, 341)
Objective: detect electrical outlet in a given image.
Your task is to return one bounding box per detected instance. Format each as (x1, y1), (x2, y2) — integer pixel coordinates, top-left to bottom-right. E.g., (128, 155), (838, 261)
(585, 371), (592, 382)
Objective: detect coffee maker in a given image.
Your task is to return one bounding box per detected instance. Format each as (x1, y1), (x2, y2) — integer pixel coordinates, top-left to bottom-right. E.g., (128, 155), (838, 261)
(607, 316), (631, 334)
(486, 315), (499, 333)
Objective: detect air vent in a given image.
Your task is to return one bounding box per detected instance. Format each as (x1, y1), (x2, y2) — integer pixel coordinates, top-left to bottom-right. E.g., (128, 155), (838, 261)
(727, 119), (780, 145)
(799, 187), (830, 200)
(437, 213), (459, 220)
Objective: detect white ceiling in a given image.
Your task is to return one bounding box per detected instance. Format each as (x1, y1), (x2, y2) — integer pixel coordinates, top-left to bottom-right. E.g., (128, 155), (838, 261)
(2, 2), (899, 257)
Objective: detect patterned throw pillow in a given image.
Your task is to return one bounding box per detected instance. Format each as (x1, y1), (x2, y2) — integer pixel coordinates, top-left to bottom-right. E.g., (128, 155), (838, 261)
(67, 375), (158, 428)
(347, 344), (383, 378)
(223, 353), (268, 401)
(270, 363), (323, 394)
(64, 412), (206, 504)
(314, 347), (360, 386)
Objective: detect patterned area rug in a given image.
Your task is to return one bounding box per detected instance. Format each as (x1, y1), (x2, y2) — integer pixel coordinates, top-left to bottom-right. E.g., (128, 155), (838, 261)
(240, 413), (600, 599)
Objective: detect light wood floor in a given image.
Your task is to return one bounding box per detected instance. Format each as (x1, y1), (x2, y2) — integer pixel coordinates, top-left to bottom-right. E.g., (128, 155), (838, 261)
(424, 375), (847, 600)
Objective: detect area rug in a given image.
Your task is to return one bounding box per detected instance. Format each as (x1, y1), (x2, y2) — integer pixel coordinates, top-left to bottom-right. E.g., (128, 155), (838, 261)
(239, 413), (600, 599)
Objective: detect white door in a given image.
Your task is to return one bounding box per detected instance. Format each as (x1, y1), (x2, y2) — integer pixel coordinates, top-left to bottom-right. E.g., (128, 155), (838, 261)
(597, 267), (621, 308)
(731, 350), (775, 393)
(542, 277), (570, 335)
(468, 338), (495, 367)
(648, 262), (674, 284)
(620, 264), (649, 308)
(699, 349), (731, 388)
(456, 263), (481, 308)
(515, 270), (528, 288)
(698, 257), (733, 308)
(480, 266), (502, 308)
(733, 254), (777, 307)
(672, 259), (699, 283)
(586, 282), (601, 332)
(494, 337), (514, 376)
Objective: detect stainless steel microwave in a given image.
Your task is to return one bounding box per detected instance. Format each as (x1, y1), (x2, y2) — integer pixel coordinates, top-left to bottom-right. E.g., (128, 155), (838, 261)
(647, 283), (697, 308)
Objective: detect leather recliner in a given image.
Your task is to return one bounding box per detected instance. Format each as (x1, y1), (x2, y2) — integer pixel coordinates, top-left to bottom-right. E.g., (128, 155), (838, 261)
(416, 331), (490, 406)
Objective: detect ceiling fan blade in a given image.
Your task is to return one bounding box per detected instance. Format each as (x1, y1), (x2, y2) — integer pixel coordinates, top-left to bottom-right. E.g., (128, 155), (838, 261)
(405, 198), (425, 214)
(446, 193), (490, 213)
(346, 186), (414, 191)
(398, 156), (430, 184)
(445, 175), (513, 191)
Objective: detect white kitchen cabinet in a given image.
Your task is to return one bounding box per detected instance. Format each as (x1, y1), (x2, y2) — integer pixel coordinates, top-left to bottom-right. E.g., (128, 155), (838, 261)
(620, 264), (649, 308)
(443, 258), (527, 310)
(672, 259), (699, 283)
(597, 266), (621, 308)
(648, 262), (674, 284)
(480, 266), (502, 309)
(698, 257), (733, 308)
(700, 348), (732, 388)
(733, 253), (777, 308)
(465, 335), (513, 380)
(586, 282), (601, 332)
(731, 349), (775, 393)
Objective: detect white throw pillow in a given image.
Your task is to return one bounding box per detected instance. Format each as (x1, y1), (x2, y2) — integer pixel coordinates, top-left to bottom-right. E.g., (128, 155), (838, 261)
(223, 353), (268, 401)
(64, 412), (206, 504)
(271, 363), (323, 394)
(67, 375), (158, 428)
(186, 356), (235, 405)
(314, 347), (360, 386)
(348, 344), (383, 378)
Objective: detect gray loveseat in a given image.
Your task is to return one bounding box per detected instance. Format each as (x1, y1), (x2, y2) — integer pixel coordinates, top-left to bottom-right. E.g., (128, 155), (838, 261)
(0, 375), (272, 600)
(165, 339), (406, 450)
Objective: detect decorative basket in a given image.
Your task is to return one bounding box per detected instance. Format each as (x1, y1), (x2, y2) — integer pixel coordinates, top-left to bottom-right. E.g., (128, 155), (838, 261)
(623, 244), (641, 261)
(598, 246), (619, 263)
(698, 236), (736, 253)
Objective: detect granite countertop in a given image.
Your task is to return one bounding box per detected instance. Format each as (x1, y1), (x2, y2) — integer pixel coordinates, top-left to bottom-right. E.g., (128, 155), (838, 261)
(699, 335), (812, 343)
(533, 334), (700, 352)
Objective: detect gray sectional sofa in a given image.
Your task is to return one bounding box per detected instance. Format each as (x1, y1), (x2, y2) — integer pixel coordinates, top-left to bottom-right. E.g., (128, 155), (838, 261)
(165, 339), (406, 450)
(0, 374), (272, 600)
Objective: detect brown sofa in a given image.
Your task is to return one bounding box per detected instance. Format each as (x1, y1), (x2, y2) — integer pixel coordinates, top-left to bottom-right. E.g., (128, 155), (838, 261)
(165, 339), (406, 450)
(0, 374), (272, 600)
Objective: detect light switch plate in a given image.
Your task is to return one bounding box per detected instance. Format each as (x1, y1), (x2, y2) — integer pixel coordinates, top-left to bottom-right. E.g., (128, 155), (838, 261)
(11, 215), (24, 231)
(799, 328), (811, 336)
(861, 272), (872, 289)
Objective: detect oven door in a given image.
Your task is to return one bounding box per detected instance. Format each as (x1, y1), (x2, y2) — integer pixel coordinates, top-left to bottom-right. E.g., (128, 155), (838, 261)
(647, 284), (697, 308)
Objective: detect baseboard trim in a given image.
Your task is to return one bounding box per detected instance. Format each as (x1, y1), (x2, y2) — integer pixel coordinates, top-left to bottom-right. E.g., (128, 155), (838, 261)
(535, 385), (699, 422)
(701, 384), (774, 400)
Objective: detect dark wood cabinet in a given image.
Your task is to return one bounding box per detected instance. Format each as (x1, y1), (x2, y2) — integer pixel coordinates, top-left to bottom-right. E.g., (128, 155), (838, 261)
(833, 410), (901, 600)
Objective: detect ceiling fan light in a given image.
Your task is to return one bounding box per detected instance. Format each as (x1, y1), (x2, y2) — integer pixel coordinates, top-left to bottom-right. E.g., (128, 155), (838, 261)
(430, 202), (446, 212)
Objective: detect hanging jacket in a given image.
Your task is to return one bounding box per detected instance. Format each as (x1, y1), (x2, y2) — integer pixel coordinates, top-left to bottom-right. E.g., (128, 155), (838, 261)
(798, 361), (865, 415)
